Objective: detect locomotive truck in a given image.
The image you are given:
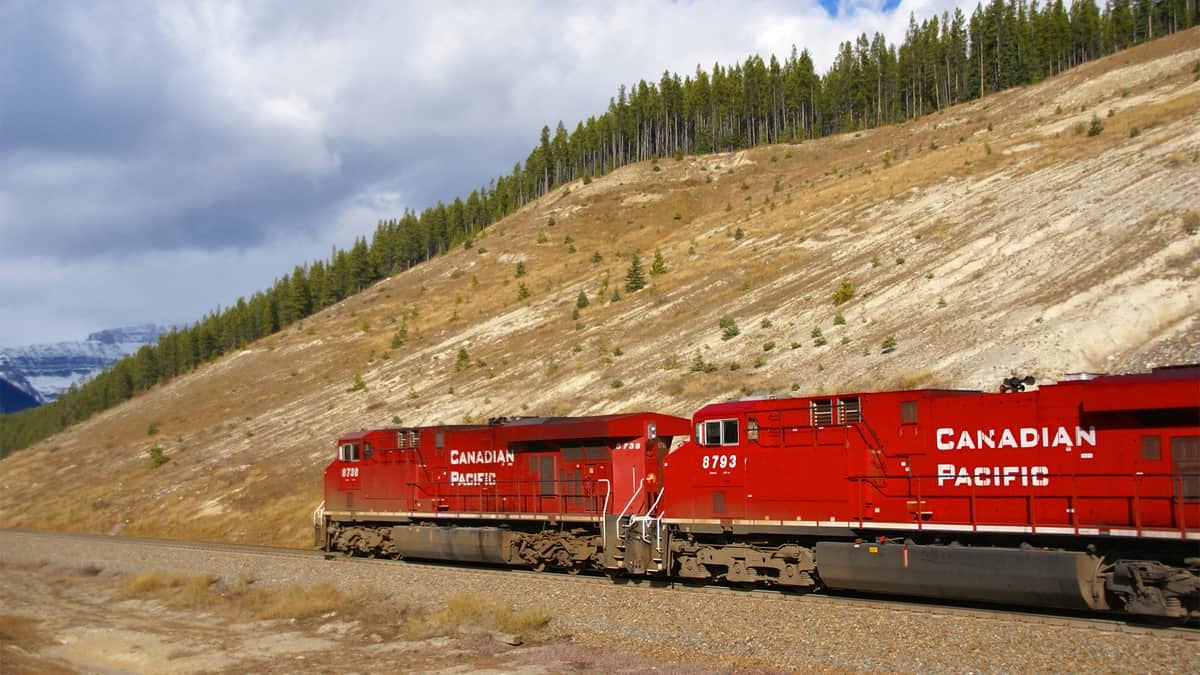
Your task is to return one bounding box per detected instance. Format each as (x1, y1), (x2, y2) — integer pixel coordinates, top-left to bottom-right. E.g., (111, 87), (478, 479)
(315, 364), (1200, 620)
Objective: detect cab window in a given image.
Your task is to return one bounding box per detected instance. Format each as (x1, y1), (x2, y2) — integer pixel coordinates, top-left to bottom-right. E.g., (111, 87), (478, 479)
(700, 419), (739, 446)
(338, 443), (360, 461)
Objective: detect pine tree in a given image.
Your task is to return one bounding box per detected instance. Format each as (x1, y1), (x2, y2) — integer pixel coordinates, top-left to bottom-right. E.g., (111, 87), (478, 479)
(576, 291), (589, 308)
(650, 248), (668, 275)
(625, 253), (647, 292)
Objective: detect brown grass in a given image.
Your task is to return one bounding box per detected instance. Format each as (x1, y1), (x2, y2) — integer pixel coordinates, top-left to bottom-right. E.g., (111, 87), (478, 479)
(417, 593), (551, 637)
(118, 571), (348, 620)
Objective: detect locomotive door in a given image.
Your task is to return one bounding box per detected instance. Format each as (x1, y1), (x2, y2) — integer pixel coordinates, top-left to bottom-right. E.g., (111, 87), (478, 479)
(561, 445), (611, 515)
(611, 436), (651, 514)
(526, 453), (559, 513)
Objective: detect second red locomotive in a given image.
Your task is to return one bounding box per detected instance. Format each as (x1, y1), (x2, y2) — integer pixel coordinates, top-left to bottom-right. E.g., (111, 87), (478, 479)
(316, 365), (1200, 620)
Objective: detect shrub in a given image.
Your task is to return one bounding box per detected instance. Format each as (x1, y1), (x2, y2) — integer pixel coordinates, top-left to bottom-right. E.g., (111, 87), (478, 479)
(582, 174), (592, 184)
(348, 373), (366, 392)
(690, 352), (717, 373)
(1129, 126), (1140, 138)
(650, 249), (668, 275)
(1185, 211), (1200, 236)
(455, 348), (470, 372)
(391, 323), (408, 348)
(147, 422), (159, 437)
(881, 335), (897, 353)
(517, 282), (530, 300)
(734, 227), (745, 240)
(762, 341), (776, 352)
(753, 356), (766, 368)
(812, 327), (827, 347)
(536, 231), (548, 244)
(146, 445), (169, 468)
(610, 379), (624, 389)
(591, 252), (602, 263)
(515, 261), (526, 277)
(761, 318), (772, 329)
(832, 277), (855, 305)
(719, 316), (740, 341)
(833, 313), (846, 326)
(1087, 115), (1104, 137)
(576, 291), (589, 309)
(728, 362), (741, 371)
(547, 217), (556, 227)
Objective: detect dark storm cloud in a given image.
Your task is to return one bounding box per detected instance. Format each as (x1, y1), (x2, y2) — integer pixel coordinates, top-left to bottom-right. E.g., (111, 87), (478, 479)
(0, 6), (165, 156)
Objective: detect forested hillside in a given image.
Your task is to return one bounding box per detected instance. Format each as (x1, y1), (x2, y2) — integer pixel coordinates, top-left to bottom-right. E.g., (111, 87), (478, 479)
(0, 0), (1194, 457)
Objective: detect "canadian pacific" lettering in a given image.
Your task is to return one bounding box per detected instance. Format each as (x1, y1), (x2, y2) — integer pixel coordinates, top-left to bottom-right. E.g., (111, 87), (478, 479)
(449, 449), (515, 465)
(935, 426), (1096, 451)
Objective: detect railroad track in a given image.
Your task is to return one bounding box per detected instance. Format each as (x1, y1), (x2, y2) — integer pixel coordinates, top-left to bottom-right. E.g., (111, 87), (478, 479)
(6, 528), (1197, 640)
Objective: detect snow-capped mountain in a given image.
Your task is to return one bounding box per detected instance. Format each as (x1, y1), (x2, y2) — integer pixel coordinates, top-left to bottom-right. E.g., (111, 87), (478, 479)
(0, 324), (168, 407)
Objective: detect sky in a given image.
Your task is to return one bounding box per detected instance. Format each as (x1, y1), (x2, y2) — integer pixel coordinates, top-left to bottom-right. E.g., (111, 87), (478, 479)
(0, 0), (971, 348)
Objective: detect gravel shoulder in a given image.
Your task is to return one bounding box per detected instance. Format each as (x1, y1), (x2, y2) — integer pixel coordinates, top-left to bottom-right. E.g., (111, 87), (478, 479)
(1, 530), (1196, 674)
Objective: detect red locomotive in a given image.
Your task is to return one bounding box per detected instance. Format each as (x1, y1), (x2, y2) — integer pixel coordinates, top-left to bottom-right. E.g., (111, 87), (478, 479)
(316, 365), (1200, 620)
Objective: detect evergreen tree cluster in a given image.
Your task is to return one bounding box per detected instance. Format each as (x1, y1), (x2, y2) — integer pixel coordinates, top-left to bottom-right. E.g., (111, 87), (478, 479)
(1, 0), (1192, 457)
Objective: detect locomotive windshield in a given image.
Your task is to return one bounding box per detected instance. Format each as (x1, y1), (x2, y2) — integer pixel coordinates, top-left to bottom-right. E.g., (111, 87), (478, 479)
(699, 419), (738, 446)
(338, 443), (360, 461)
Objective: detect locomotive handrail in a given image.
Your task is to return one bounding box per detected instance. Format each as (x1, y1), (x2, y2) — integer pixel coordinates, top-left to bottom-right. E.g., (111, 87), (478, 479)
(636, 487), (666, 543)
(616, 481), (646, 538)
(598, 478), (611, 552)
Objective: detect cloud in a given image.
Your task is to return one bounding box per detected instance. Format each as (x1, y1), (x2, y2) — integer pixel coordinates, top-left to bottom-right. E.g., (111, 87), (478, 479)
(0, 0), (974, 347)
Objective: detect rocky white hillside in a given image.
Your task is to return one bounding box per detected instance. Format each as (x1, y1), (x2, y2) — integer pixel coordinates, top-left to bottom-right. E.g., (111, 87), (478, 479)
(0, 31), (1197, 547)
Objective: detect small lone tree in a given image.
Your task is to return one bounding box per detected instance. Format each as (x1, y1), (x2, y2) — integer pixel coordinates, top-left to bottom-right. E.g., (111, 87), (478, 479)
(650, 248), (668, 275)
(146, 444), (169, 468)
(719, 316), (740, 341)
(625, 253), (647, 292)
(517, 282), (530, 300)
(832, 277), (855, 305)
(515, 261), (526, 277)
(576, 291), (589, 309)
(455, 347), (470, 371)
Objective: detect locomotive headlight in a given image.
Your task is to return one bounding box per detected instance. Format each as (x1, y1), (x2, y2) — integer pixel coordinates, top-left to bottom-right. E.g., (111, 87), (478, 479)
(647, 423), (657, 440)
(646, 473), (657, 483)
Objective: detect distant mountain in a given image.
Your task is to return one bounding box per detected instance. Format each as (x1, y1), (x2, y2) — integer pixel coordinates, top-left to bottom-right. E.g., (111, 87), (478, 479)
(0, 375), (40, 414)
(0, 324), (168, 405)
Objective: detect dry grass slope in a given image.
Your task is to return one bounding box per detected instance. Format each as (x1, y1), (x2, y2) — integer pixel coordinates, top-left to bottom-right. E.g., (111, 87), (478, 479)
(1, 29), (1198, 547)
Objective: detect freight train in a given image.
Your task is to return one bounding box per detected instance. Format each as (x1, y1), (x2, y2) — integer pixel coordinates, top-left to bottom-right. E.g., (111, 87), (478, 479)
(314, 364), (1200, 621)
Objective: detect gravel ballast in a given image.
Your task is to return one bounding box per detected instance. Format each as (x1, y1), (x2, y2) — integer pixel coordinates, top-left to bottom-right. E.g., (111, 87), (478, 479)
(2, 529), (1195, 672)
